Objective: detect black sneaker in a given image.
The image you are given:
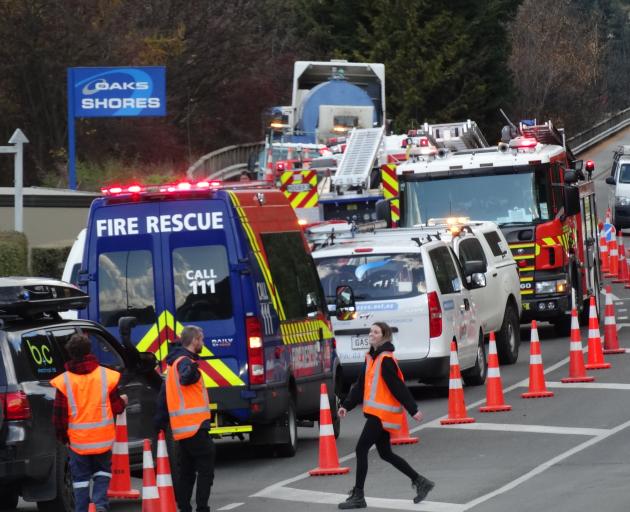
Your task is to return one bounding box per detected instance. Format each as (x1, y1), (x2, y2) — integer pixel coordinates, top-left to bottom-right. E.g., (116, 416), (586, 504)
(338, 487), (367, 509)
(412, 476), (435, 504)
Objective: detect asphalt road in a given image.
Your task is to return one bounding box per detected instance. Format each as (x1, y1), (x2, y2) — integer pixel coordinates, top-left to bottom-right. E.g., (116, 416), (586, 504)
(18, 128), (630, 512)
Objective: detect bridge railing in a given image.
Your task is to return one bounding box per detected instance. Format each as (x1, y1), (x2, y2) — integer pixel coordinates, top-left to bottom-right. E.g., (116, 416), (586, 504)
(187, 141), (264, 181)
(568, 107), (630, 155)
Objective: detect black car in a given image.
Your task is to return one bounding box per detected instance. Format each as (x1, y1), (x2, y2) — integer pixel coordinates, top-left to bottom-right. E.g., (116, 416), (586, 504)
(0, 277), (162, 511)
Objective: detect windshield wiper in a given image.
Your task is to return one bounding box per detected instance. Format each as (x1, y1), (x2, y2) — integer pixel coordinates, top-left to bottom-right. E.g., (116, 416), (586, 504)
(498, 221), (534, 227)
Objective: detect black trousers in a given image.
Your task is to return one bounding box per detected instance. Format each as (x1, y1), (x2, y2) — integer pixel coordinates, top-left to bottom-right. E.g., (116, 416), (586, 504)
(355, 414), (419, 490)
(176, 428), (215, 512)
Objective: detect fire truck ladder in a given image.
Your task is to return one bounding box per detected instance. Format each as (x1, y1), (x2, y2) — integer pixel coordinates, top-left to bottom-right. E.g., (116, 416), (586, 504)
(423, 120), (488, 151)
(519, 120), (574, 160)
(332, 126), (385, 192)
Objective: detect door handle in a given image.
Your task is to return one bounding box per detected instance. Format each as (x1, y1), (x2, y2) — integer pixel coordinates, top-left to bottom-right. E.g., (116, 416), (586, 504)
(462, 298), (470, 311)
(492, 272), (498, 277)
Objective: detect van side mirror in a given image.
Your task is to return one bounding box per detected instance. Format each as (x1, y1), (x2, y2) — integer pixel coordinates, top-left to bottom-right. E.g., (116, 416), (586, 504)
(463, 260), (487, 276)
(77, 269), (89, 286)
(118, 316), (140, 366)
(563, 186), (580, 216)
(375, 199), (392, 227)
(138, 351), (158, 372)
(335, 285), (356, 321)
(564, 170), (578, 184)
(606, 176), (616, 185)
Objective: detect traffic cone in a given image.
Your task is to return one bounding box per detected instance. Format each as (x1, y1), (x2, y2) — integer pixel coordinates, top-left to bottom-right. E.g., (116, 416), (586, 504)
(561, 308), (595, 383)
(107, 410), (140, 499)
(585, 296), (612, 370)
(521, 321), (554, 398)
(441, 339), (475, 425)
(309, 383), (350, 476)
(600, 227), (609, 273)
(88, 504), (96, 512)
(141, 439), (161, 512)
(614, 233), (628, 283)
(156, 431), (177, 512)
(606, 230), (618, 278)
(390, 413), (419, 445)
(479, 332), (511, 412)
(603, 286), (626, 355)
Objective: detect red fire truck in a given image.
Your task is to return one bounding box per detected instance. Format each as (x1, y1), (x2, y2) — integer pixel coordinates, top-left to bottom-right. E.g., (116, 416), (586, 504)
(376, 120), (600, 334)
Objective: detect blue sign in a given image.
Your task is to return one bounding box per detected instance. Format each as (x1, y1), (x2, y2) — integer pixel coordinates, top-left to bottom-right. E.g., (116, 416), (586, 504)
(604, 223), (615, 242)
(69, 67), (166, 117)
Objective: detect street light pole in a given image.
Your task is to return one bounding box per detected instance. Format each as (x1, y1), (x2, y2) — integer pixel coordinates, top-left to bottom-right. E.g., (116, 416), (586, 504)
(0, 129), (29, 232)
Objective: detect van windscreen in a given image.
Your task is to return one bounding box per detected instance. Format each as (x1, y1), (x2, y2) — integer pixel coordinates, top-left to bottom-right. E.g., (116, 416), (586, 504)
(172, 245), (232, 322)
(315, 254), (425, 303)
(98, 250), (157, 327)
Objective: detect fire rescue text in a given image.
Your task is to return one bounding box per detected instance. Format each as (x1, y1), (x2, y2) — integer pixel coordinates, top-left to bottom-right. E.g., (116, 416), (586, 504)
(95, 212), (224, 237)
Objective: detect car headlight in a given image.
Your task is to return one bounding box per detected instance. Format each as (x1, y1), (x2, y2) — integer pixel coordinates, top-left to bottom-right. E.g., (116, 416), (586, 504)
(535, 279), (567, 294)
(616, 196), (630, 206)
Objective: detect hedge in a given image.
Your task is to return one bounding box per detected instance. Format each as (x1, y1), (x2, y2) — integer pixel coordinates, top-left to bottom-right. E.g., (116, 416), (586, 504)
(0, 231), (28, 276)
(31, 246), (72, 280)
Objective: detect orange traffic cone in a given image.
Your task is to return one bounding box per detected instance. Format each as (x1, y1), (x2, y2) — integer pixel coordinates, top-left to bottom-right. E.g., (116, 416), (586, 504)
(521, 321), (554, 398)
(88, 504), (96, 512)
(614, 234), (628, 283)
(603, 286), (626, 355)
(107, 410), (140, 499)
(441, 339), (475, 425)
(585, 296), (612, 370)
(309, 383), (350, 476)
(561, 308), (595, 383)
(141, 439), (161, 512)
(156, 431), (177, 512)
(606, 230), (619, 278)
(600, 228), (609, 273)
(390, 413), (419, 445)
(480, 332), (511, 412)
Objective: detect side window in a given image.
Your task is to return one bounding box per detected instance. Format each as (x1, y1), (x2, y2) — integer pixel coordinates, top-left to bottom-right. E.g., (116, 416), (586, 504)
(80, 330), (125, 371)
(429, 246), (462, 294)
(458, 238), (487, 266)
(483, 231), (505, 257)
(19, 331), (67, 380)
(172, 245), (232, 322)
(261, 232), (324, 320)
(98, 250), (157, 327)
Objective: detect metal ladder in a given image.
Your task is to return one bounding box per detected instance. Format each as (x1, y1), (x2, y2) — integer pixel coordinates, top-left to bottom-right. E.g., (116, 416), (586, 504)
(332, 126), (385, 191)
(423, 120), (488, 151)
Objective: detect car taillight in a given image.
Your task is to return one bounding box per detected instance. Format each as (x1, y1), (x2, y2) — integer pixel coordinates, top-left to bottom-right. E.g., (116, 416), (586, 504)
(246, 316), (265, 385)
(428, 291), (442, 338)
(2, 391), (31, 420)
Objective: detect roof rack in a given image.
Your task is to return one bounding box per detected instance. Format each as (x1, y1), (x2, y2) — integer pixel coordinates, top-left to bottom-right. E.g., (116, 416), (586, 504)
(422, 120), (488, 152)
(0, 277), (89, 320)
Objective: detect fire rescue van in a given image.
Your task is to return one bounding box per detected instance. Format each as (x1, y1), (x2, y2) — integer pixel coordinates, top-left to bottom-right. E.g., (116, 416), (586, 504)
(75, 180), (340, 456)
(376, 121), (600, 334)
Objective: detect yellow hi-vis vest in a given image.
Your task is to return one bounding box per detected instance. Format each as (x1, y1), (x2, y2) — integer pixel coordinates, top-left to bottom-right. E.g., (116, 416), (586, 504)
(165, 356), (211, 440)
(50, 366), (120, 455)
(363, 352), (404, 433)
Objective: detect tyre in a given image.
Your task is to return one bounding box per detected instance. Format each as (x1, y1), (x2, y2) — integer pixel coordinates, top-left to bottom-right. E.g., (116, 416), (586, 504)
(276, 398), (298, 458)
(496, 303), (520, 365)
(0, 488), (19, 511)
(462, 331), (487, 386)
(37, 444), (74, 512)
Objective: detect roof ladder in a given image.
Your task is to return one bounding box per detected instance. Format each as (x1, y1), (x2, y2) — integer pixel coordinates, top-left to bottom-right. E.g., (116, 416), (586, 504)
(423, 120), (488, 151)
(332, 126), (385, 192)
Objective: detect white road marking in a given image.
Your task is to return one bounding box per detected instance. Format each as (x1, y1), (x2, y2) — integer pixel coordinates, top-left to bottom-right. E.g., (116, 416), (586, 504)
(460, 418), (630, 510)
(437, 422), (609, 436)
(618, 315), (628, 320)
(544, 380), (630, 390)
(256, 486), (464, 512)
(218, 504), (244, 511)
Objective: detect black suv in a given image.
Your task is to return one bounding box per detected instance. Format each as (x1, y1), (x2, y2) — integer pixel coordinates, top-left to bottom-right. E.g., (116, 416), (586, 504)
(0, 277), (162, 511)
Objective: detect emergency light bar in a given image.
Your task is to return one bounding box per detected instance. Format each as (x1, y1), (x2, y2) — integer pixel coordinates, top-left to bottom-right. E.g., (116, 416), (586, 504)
(0, 277), (89, 317)
(101, 180), (222, 197)
(509, 136), (538, 150)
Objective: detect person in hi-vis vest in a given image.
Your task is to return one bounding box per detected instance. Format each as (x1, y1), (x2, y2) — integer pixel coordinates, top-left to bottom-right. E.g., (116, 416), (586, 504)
(155, 325), (214, 512)
(337, 322), (434, 509)
(51, 333), (127, 512)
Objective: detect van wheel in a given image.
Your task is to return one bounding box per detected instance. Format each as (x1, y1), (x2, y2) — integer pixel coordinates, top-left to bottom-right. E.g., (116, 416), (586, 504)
(0, 488), (18, 510)
(37, 444), (74, 512)
(462, 331), (487, 386)
(276, 398), (298, 457)
(496, 303), (520, 365)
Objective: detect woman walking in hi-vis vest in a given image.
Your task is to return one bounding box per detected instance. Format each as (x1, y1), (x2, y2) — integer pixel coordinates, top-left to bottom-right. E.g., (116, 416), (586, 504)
(337, 322), (434, 509)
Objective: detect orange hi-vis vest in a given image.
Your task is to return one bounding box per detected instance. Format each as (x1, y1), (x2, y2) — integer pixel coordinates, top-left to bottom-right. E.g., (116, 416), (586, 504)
(363, 351), (404, 433)
(50, 366), (120, 455)
(166, 356), (211, 440)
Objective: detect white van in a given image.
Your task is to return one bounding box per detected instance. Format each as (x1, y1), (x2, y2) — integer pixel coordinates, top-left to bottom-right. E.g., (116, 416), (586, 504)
(606, 145), (630, 230)
(312, 230), (487, 388)
(59, 228), (85, 320)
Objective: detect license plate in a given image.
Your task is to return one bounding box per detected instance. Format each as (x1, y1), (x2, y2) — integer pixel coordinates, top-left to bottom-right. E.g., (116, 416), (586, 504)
(287, 183), (311, 193)
(351, 335), (369, 350)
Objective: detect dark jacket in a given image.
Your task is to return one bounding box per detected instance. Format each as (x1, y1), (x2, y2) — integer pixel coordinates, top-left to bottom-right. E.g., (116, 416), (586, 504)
(154, 344), (210, 432)
(342, 341), (418, 417)
(52, 354), (126, 444)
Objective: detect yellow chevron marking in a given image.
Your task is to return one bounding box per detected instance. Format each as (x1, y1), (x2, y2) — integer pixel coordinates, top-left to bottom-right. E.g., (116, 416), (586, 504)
(542, 237), (556, 246)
